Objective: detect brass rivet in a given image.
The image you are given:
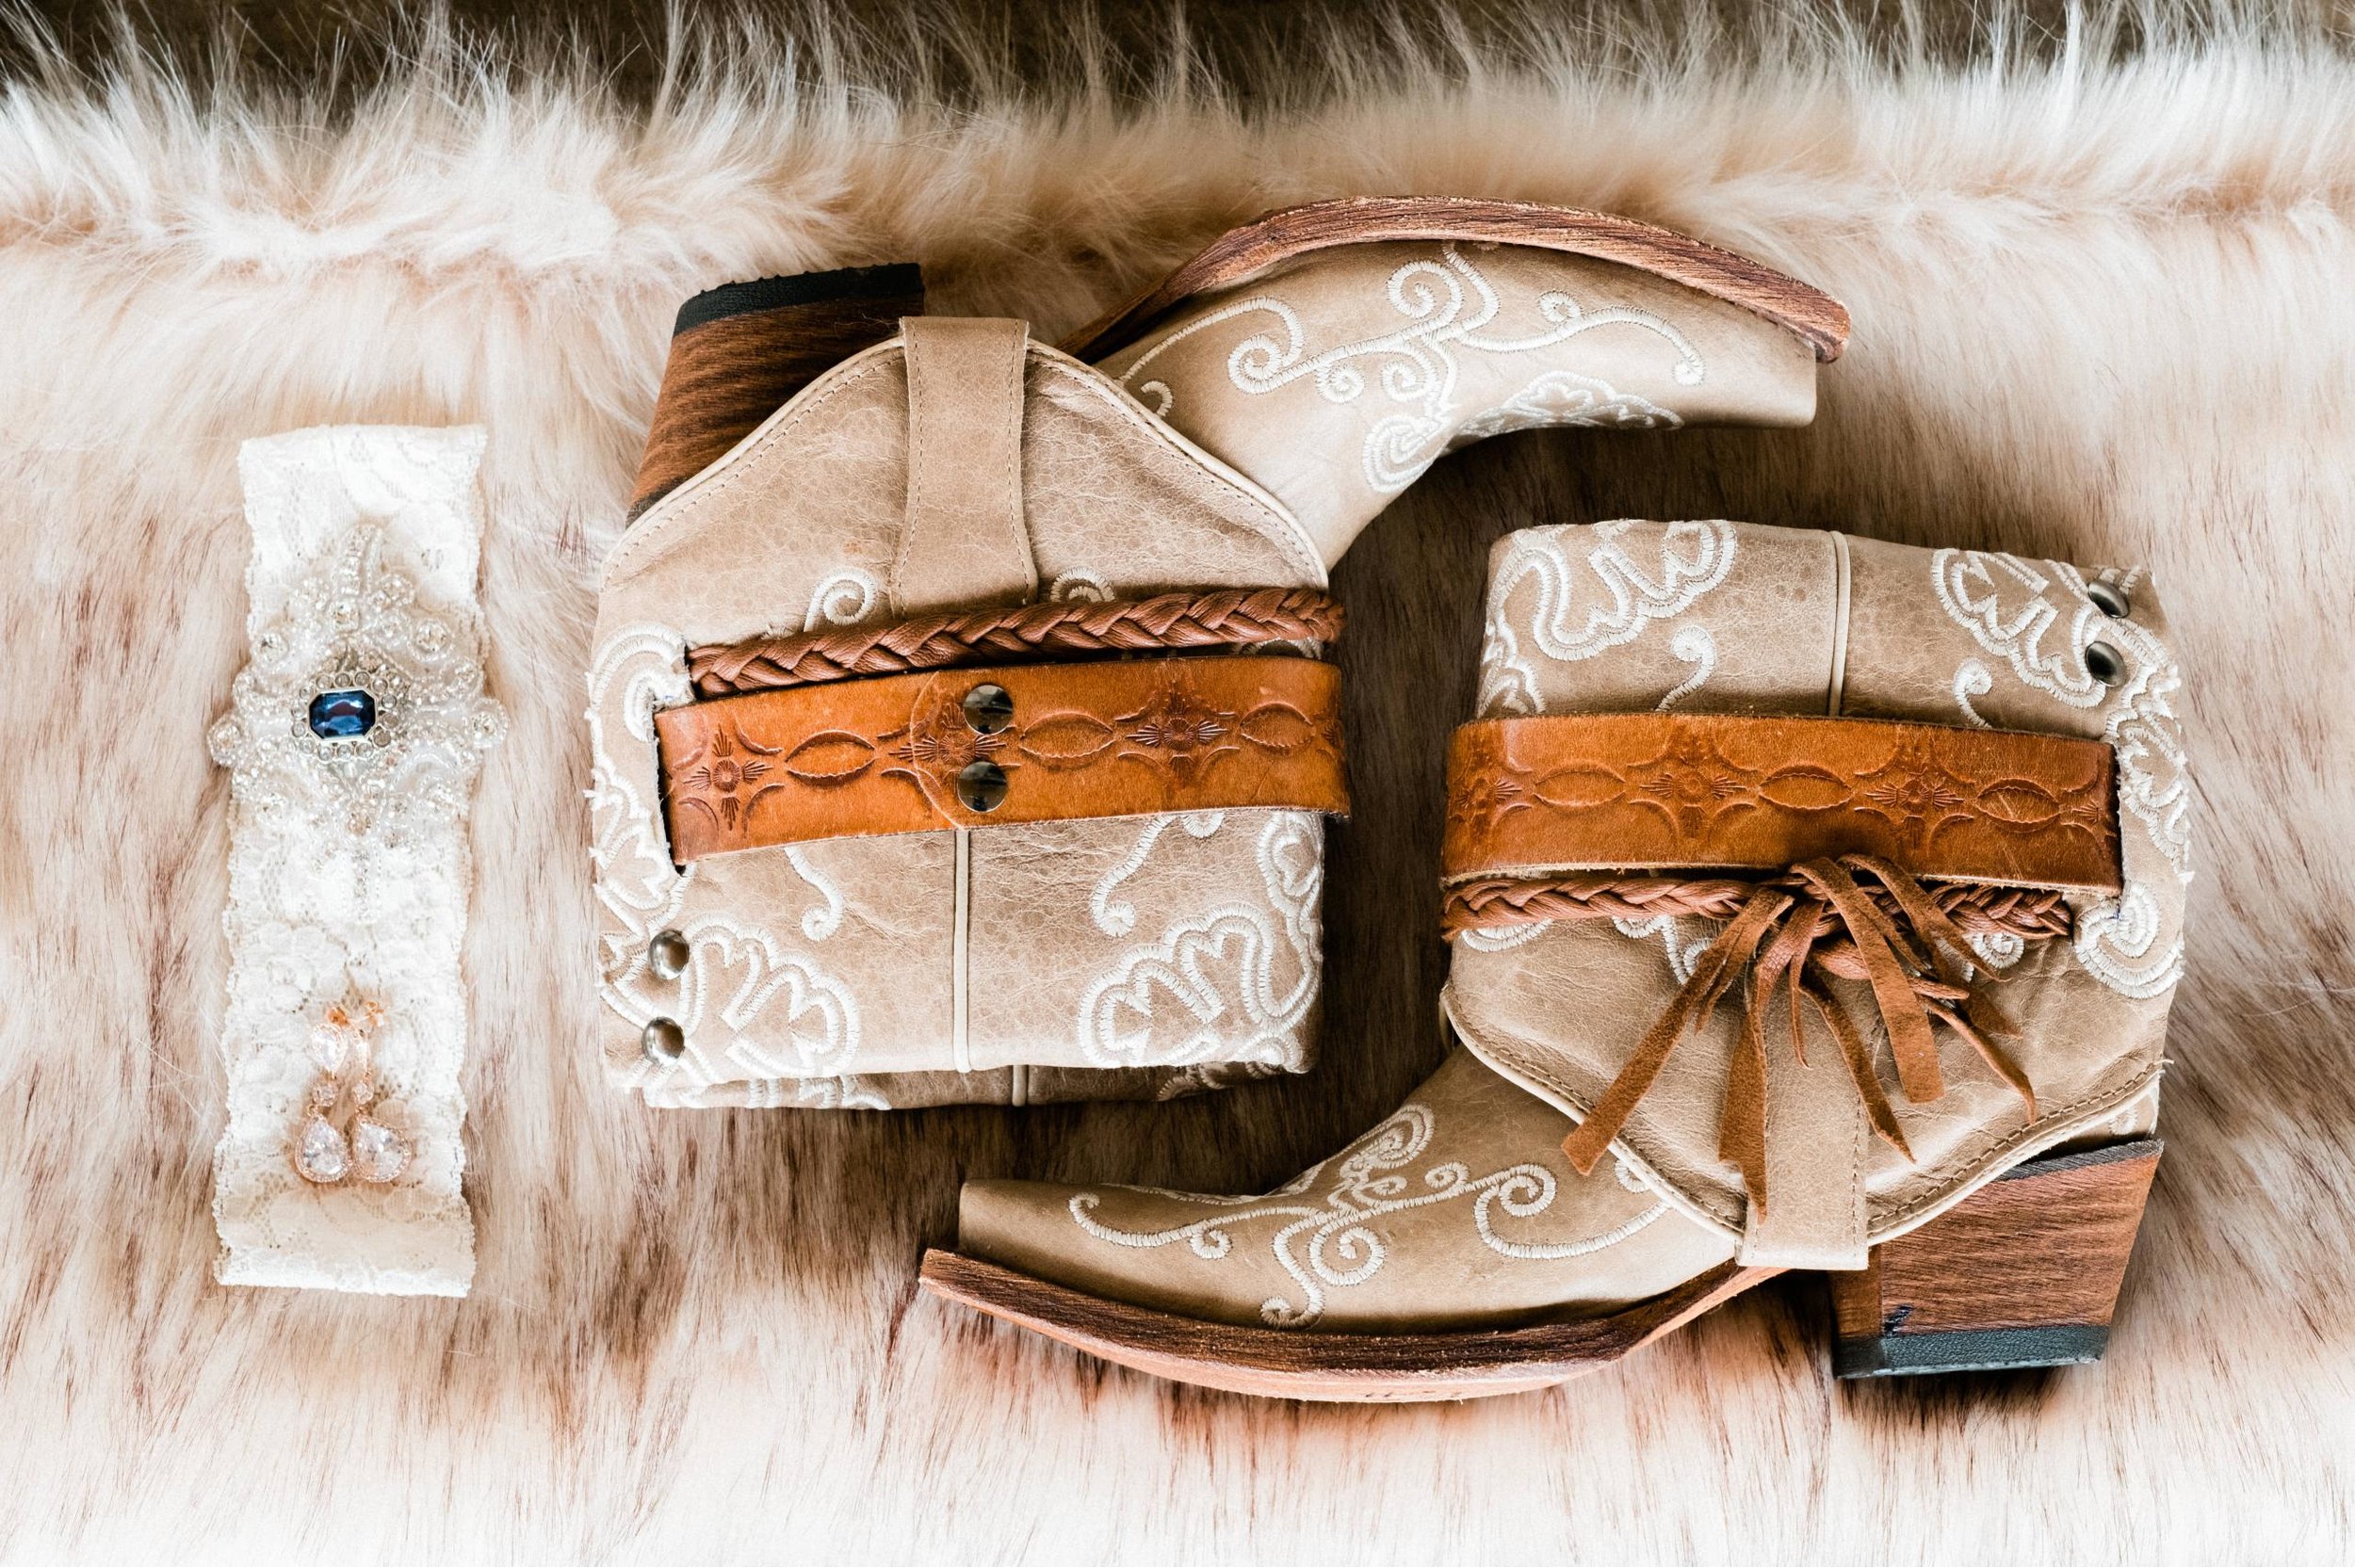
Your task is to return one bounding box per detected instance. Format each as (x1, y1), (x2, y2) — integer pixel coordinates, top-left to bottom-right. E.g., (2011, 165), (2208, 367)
(2086, 580), (2132, 619)
(2085, 641), (2125, 684)
(957, 759), (1009, 813)
(963, 683), (1015, 735)
(647, 929), (690, 980)
(642, 1017), (686, 1063)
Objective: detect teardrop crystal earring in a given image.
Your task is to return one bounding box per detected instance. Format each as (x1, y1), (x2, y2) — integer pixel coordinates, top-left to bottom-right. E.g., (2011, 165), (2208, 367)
(293, 1070), (351, 1185)
(344, 1025), (412, 1186)
(289, 997), (408, 1186)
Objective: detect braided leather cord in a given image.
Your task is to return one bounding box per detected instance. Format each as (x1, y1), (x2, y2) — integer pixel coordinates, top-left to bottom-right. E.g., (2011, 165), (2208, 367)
(689, 588), (1342, 697)
(1442, 871), (2073, 943)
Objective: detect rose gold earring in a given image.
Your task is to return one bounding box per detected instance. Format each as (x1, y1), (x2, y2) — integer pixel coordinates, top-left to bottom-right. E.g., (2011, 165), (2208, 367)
(343, 1021), (411, 1185)
(291, 998), (408, 1185)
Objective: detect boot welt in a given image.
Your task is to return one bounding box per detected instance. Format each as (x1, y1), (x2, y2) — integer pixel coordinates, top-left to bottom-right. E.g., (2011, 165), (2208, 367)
(921, 1139), (2162, 1400)
(916, 1252), (1781, 1403)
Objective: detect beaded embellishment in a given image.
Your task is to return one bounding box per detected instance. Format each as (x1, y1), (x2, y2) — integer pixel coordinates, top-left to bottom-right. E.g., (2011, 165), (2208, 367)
(208, 523), (505, 838)
(207, 425), (500, 1297)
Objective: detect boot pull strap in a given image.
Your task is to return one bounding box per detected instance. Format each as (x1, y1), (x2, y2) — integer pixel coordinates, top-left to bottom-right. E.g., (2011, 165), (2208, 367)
(893, 315), (1036, 614)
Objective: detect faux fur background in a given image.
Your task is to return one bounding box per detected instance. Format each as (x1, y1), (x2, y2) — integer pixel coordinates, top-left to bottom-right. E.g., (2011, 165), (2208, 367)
(3, 3), (2351, 1560)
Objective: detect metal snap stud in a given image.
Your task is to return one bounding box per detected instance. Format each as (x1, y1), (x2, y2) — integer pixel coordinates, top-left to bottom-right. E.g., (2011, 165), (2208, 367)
(956, 759), (1009, 813)
(963, 683), (1015, 735)
(2085, 641), (2125, 685)
(2086, 580), (2132, 619)
(642, 1017), (686, 1063)
(647, 929), (690, 980)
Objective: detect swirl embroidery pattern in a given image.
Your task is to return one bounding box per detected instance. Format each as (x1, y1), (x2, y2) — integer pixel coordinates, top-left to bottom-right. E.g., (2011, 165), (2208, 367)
(1655, 623), (1718, 710)
(2074, 881), (2183, 998)
(1115, 243), (1701, 493)
(1078, 813), (1323, 1070)
(2106, 653), (2193, 881)
(1092, 812), (1227, 937)
(1478, 521), (1739, 715)
(1926, 552), (2194, 999)
(587, 624), (868, 1099)
(803, 569), (879, 631)
(1067, 1103), (1668, 1327)
(1933, 549), (2113, 707)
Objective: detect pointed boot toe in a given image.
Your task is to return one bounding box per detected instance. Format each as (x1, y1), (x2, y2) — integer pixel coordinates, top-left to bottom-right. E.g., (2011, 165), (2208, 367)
(922, 1048), (1757, 1400)
(954, 1178), (1104, 1293)
(926, 518), (2187, 1402)
(1074, 195), (1848, 565)
(595, 197), (1844, 1113)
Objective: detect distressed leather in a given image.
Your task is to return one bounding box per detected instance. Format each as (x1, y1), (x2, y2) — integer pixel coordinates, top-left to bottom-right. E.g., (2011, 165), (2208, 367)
(1446, 521), (2188, 1268)
(1094, 243), (1819, 566)
(1442, 713), (2121, 890)
(949, 520), (2184, 1331)
(592, 332), (1328, 1107)
(658, 655), (1347, 857)
(895, 316), (1035, 611)
(593, 234), (1829, 1109)
(960, 1045), (1741, 1331)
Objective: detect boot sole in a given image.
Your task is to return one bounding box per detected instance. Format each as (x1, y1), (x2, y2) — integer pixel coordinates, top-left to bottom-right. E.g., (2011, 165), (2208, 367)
(920, 1138), (2160, 1400)
(917, 1251), (1781, 1402)
(1062, 194), (1853, 364)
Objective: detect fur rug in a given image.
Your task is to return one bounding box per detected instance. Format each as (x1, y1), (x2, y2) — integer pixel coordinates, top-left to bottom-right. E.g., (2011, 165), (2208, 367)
(3, 4), (2350, 1560)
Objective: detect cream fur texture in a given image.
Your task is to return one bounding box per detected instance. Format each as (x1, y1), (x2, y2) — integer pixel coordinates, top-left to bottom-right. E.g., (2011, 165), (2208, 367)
(2, 5), (2350, 1560)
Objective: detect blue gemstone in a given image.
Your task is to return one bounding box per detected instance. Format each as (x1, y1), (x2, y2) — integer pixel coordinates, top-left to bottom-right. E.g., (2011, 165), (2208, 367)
(307, 688), (377, 739)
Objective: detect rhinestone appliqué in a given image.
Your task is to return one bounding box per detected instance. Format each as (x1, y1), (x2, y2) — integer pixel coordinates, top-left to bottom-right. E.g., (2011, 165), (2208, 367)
(208, 524), (506, 837)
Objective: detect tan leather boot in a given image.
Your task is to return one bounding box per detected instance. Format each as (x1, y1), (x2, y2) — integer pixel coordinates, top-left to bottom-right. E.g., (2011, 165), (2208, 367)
(922, 520), (2186, 1398)
(590, 201), (1843, 1110)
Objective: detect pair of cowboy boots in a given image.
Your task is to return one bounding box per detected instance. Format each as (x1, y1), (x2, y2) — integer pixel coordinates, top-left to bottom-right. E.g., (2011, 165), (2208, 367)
(593, 198), (2186, 1398)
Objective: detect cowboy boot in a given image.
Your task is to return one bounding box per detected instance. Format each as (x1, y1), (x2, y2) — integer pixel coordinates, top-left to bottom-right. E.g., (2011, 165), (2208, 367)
(922, 520), (2187, 1398)
(1071, 197), (1845, 564)
(590, 201), (1844, 1110)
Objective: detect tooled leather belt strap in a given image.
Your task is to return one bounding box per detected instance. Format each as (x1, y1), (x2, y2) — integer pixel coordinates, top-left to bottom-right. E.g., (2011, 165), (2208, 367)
(1442, 712), (2120, 888)
(1441, 712), (2123, 1234)
(659, 654), (1347, 861)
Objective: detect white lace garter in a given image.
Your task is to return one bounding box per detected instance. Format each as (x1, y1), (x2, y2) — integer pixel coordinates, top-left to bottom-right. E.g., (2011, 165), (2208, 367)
(206, 426), (505, 1296)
